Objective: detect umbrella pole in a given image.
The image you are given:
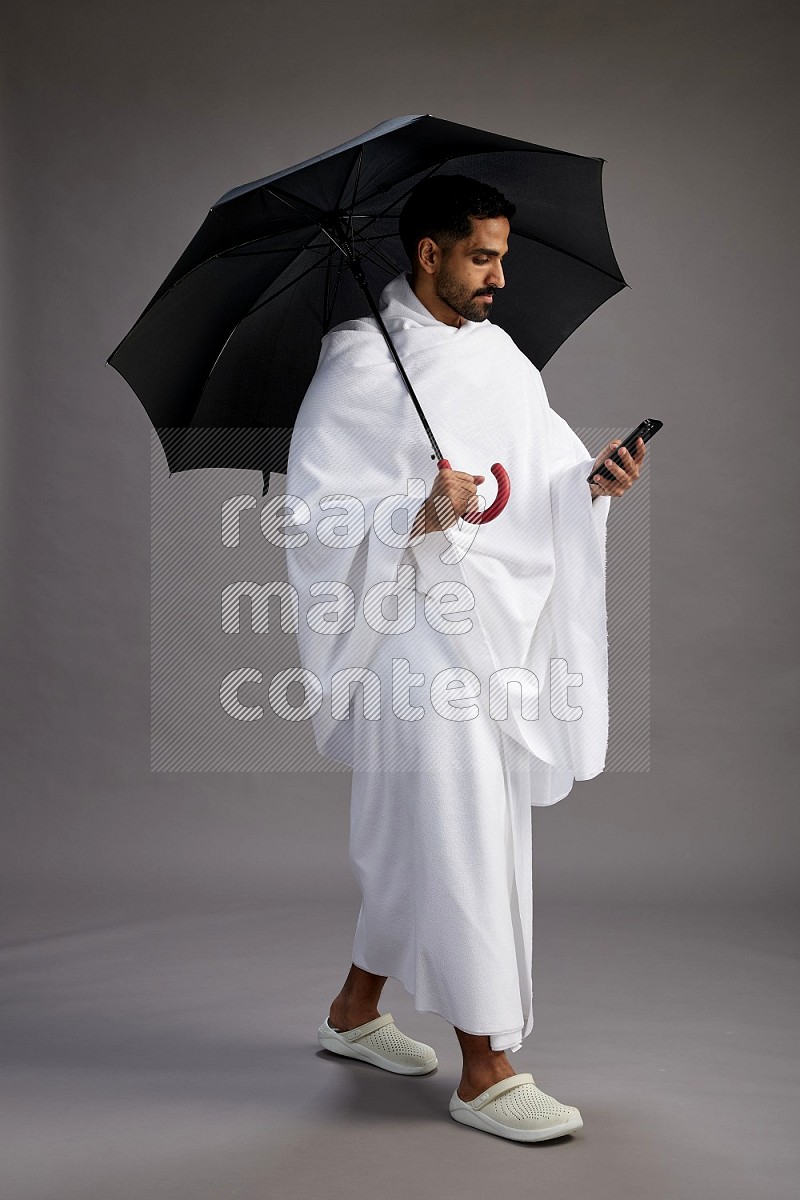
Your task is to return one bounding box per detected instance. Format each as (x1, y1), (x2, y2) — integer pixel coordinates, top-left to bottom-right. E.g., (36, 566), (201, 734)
(345, 257), (443, 463)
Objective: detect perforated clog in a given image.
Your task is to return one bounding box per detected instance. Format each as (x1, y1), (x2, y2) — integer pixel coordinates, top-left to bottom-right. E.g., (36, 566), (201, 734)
(449, 1071), (583, 1141)
(318, 1012), (438, 1075)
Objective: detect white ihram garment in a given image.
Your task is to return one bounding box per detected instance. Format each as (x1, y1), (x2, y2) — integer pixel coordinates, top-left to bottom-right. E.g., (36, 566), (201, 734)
(283, 271), (611, 1051)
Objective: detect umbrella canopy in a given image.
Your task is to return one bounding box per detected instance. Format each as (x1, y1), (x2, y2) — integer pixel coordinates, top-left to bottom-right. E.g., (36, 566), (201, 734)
(107, 113), (627, 493)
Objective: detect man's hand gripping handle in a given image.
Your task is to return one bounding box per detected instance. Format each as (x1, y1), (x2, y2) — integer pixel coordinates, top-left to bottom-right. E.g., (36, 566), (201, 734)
(437, 460), (511, 524)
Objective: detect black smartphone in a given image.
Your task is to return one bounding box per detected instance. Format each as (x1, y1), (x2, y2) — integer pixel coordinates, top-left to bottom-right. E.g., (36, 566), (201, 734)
(587, 418), (663, 484)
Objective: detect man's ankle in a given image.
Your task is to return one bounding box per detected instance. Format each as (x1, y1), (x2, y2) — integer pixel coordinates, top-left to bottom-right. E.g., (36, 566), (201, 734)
(458, 1059), (517, 1099)
(328, 998), (381, 1031)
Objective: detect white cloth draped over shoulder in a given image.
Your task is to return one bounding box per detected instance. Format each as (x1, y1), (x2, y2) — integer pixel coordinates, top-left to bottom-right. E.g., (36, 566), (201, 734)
(282, 270), (612, 803)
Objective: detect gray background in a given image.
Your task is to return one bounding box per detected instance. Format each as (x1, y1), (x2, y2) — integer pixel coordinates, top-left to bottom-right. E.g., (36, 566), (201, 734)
(2, 1), (798, 1197)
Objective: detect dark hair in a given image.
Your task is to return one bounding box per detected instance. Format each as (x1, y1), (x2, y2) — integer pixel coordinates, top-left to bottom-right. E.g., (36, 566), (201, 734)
(398, 174), (516, 269)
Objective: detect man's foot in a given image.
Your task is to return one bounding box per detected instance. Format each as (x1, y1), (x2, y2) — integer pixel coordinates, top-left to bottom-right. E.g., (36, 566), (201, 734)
(449, 1073), (583, 1142)
(318, 1012), (438, 1075)
(457, 1058), (518, 1102)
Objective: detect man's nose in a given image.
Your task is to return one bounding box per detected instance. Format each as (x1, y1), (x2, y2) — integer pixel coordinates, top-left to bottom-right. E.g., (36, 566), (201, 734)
(487, 263), (505, 288)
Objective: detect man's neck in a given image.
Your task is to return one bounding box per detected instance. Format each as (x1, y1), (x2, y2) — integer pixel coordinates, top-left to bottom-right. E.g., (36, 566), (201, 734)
(408, 273), (465, 328)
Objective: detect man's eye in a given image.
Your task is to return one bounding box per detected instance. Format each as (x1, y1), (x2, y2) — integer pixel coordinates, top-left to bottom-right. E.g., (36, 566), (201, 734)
(474, 257), (490, 264)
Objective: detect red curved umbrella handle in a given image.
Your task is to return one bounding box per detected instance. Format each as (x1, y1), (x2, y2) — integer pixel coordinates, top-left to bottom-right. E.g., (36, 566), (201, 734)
(437, 459), (511, 524)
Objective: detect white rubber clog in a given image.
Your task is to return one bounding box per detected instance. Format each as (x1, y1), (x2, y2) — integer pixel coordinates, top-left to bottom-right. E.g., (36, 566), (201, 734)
(318, 1012), (438, 1075)
(449, 1072), (583, 1142)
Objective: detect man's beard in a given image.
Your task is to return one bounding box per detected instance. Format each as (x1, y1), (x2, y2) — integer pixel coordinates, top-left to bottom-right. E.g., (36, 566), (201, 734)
(435, 263), (496, 323)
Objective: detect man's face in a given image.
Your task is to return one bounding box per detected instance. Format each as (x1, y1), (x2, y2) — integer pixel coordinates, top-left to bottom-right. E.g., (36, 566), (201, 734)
(431, 216), (510, 323)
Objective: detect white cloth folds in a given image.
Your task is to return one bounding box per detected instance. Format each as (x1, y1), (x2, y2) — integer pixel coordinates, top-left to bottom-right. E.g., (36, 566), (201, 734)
(281, 270), (611, 1051)
(283, 270), (611, 797)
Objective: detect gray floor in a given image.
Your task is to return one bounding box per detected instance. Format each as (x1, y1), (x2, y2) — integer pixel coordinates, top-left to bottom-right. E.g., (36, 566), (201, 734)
(2, 893), (797, 1200)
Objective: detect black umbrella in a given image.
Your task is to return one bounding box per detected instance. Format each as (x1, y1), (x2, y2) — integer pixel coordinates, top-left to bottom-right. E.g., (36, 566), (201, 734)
(107, 113), (627, 519)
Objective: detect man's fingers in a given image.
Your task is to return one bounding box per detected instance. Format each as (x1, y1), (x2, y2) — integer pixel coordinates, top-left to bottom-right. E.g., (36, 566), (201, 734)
(432, 473), (489, 520)
(432, 475), (485, 517)
(444, 479), (483, 500)
(603, 455), (628, 481)
(617, 446), (640, 477)
(445, 469), (485, 483)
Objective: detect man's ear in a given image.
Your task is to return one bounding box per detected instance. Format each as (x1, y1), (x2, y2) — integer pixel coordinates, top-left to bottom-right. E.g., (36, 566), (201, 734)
(417, 237), (438, 276)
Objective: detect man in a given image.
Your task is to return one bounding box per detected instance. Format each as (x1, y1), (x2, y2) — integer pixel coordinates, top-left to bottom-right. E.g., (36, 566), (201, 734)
(284, 175), (644, 1142)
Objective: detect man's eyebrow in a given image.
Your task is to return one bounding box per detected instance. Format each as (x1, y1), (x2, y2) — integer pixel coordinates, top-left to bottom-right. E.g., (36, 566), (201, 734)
(469, 248), (510, 257)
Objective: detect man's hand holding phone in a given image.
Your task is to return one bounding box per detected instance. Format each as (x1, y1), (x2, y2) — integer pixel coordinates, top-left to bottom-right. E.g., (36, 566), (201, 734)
(587, 419), (662, 499)
(589, 437), (646, 499)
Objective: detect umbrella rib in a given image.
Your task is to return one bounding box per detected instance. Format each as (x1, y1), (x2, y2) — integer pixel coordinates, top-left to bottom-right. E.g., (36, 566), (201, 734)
(323, 242), (332, 330)
(350, 230), (398, 243)
(223, 229), (395, 262)
(349, 146), (365, 215)
(189, 263), (325, 430)
(333, 147), (362, 214)
(358, 239), (404, 277)
(215, 221), (318, 258)
(263, 184), (325, 223)
(327, 251), (347, 327)
(323, 243), (339, 332)
(511, 227), (626, 284)
(224, 241), (327, 258)
(244, 254), (331, 318)
(346, 146), (366, 258)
